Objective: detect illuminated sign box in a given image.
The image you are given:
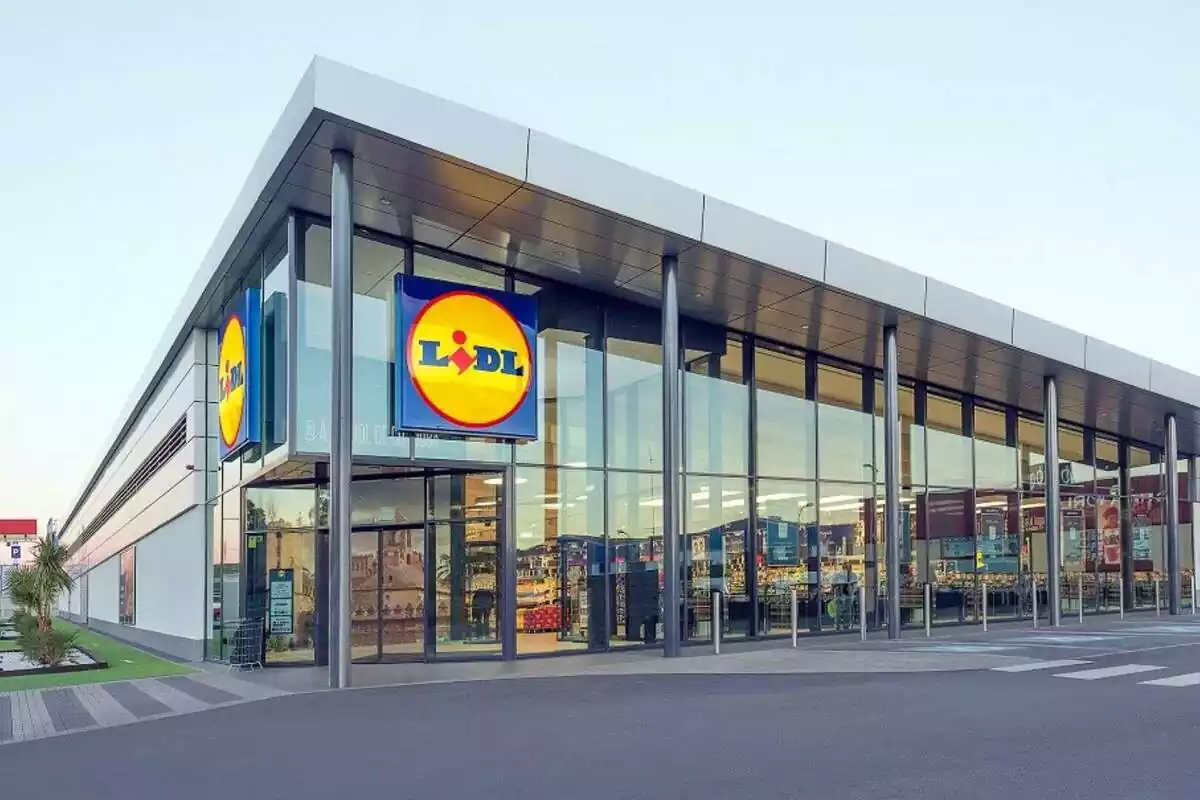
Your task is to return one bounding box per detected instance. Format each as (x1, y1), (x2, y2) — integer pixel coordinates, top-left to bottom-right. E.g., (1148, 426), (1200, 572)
(218, 288), (262, 460)
(393, 275), (537, 441)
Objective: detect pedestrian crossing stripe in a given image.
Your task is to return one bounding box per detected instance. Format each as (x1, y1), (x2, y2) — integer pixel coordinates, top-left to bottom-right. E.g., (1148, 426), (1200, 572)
(907, 644), (1022, 653)
(1002, 635), (1123, 644)
(1054, 664), (1165, 680)
(1140, 672), (1200, 687)
(991, 659), (1092, 672)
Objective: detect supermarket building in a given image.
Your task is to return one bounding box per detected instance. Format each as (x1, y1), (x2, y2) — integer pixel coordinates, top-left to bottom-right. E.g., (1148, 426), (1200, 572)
(57, 58), (1200, 668)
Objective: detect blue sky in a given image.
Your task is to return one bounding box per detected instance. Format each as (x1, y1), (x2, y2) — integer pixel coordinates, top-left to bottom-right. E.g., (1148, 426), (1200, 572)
(0, 1), (1196, 527)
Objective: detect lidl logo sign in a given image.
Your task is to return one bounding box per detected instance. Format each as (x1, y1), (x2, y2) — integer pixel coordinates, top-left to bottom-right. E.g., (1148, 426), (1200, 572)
(218, 288), (261, 459)
(394, 275), (537, 438)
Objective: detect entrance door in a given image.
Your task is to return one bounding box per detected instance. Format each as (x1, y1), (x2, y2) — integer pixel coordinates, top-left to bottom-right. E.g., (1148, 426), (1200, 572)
(431, 520), (500, 656)
(350, 525), (427, 662)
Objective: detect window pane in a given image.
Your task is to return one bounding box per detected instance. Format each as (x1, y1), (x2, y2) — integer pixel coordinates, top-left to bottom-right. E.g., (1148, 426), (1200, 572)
(606, 307), (663, 470)
(757, 480), (818, 633)
(754, 346), (815, 479)
(263, 248), (289, 454)
(515, 285), (604, 467)
(874, 383), (920, 486)
(684, 333), (748, 474)
(1018, 418), (1046, 491)
(926, 394), (971, 487)
(684, 476), (749, 640)
(925, 488), (974, 612)
(974, 406), (1016, 490)
(817, 364), (873, 483)
(1095, 436), (1120, 496)
(817, 482), (869, 630)
(515, 467), (605, 654)
(1058, 426), (1093, 494)
(607, 471), (663, 646)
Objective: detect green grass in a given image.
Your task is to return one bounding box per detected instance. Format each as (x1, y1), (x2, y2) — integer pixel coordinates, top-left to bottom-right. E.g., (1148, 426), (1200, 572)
(0, 619), (194, 691)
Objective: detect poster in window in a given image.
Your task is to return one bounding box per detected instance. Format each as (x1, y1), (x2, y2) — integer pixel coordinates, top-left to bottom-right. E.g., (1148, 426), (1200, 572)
(1062, 508), (1084, 564)
(119, 547), (136, 626)
(1099, 500), (1121, 566)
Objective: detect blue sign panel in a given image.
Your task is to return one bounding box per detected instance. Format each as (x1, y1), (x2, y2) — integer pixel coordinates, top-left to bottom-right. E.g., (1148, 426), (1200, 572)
(10, 544), (20, 560)
(217, 288), (262, 460)
(764, 520), (801, 566)
(394, 275), (537, 439)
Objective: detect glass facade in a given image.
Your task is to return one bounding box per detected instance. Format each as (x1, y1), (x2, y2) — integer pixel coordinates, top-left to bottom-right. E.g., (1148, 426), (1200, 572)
(205, 210), (1198, 664)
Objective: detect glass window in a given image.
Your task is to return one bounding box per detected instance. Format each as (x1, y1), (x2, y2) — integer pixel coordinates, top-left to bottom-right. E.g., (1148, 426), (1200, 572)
(606, 471), (664, 646)
(874, 382), (921, 486)
(924, 488), (974, 611)
(817, 364), (873, 483)
(817, 483), (870, 630)
(263, 246), (289, 454)
(684, 332), (748, 475)
(606, 306), (663, 471)
(514, 467), (605, 654)
(1058, 426), (1093, 494)
(1095, 436), (1120, 497)
(683, 476), (749, 639)
(218, 490), (243, 649)
(976, 492), (1020, 606)
(754, 346), (815, 479)
(514, 283), (604, 468)
(1019, 417), (1046, 491)
(926, 393), (971, 487)
(757, 479), (818, 633)
(296, 222), (413, 460)
(974, 406), (1016, 490)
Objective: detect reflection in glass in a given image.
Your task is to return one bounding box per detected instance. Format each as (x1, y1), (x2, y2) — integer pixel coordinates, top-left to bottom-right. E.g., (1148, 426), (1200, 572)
(757, 480), (817, 633)
(976, 491), (1020, 619)
(1058, 426), (1093, 494)
(1019, 417), (1046, 491)
(514, 285), (604, 467)
(381, 528), (425, 658)
(514, 467), (605, 654)
(433, 520), (501, 656)
(607, 471), (663, 646)
(350, 530), (380, 661)
(606, 309), (663, 470)
(684, 333), (748, 475)
(874, 382), (921, 486)
(263, 249), (289, 455)
(926, 394), (971, 488)
(684, 476), (749, 640)
(974, 406), (1016, 490)
(818, 483), (869, 631)
(755, 346), (815, 479)
(817, 364), (873, 483)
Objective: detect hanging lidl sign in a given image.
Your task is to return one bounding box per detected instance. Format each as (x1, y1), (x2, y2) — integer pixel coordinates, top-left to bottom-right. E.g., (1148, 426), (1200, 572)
(218, 288), (261, 460)
(394, 275), (537, 439)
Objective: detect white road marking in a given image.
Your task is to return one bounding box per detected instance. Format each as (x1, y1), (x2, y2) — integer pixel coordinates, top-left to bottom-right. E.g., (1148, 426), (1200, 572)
(1139, 672), (1200, 687)
(992, 659), (1092, 672)
(1054, 664), (1165, 680)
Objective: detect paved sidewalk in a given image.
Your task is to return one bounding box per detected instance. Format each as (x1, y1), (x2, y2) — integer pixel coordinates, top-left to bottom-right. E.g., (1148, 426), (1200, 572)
(0, 671), (289, 745)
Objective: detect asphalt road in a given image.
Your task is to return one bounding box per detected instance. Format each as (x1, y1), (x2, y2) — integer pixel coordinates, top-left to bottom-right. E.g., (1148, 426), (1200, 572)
(3, 621), (1199, 799)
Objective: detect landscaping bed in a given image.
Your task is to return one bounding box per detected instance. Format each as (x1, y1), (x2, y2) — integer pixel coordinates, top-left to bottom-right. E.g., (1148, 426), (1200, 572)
(0, 643), (108, 677)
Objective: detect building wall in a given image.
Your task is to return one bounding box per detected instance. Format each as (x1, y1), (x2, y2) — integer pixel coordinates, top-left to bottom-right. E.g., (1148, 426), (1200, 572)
(134, 507), (206, 642)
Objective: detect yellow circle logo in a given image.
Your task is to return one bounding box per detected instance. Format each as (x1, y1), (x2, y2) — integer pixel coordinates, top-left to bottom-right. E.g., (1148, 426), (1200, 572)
(407, 290), (533, 428)
(218, 314), (248, 448)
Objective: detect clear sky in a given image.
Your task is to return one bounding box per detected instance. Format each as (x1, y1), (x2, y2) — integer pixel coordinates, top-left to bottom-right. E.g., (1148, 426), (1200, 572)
(0, 1), (1196, 529)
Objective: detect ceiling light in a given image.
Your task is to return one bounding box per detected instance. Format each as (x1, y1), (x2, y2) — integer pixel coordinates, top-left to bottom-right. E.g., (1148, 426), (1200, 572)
(553, 249), (565, 258)
(379, 197), (392, 206)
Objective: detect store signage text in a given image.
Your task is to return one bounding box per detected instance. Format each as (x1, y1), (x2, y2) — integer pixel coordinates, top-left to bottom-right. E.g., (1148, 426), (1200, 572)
(217, 288), (261, 460)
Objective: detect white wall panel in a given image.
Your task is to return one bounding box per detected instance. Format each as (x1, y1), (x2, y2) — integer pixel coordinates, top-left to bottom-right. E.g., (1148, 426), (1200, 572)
(89, 556), (119, 623)
(134, 507), (205, 641)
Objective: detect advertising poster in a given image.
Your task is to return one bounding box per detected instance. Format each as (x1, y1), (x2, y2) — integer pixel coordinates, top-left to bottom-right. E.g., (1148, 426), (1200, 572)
(764, 520), (800, 566)
(1062, 509), (1084, 564)
(268, 569), (295, 635)
(119, 547), (136, 626)
(1097, 499), (1121, 566)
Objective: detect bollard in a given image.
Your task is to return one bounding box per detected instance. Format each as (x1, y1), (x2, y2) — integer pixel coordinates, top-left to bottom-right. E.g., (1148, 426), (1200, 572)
(712, 591), (722, 654)
(982, 582), (988, 632)
(1193, 574), (1197, 616)
(859, 585), (867, 641)
(1119, 578), (1124, 620)
(1078, 573), (1084, 624)
(1156, 580), (1162, 617)
(924, 582), (932, 638)
(790, 589), (799, 648)
(1033, 576), (1039, 630)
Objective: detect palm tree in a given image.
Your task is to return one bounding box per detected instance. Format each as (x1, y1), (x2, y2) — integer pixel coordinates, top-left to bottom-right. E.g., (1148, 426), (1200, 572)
(3, 566), (39, 617)
(28, 540), (73, 631)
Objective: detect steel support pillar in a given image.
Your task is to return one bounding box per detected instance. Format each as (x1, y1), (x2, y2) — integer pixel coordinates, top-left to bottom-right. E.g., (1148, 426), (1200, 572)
(328, 149), (354, 687)
(883, 326), (902, 639)
(1044, 376), (1062, 627)
(1166, 414), (1182, 615)
(661, 254), (682, 658)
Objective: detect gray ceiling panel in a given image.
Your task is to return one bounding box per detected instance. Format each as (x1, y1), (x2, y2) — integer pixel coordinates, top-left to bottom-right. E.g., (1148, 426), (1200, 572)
(699, 196), (825, 283)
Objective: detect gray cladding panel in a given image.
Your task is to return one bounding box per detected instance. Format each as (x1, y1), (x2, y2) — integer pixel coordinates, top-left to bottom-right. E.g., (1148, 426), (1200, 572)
(1084, 337), (1152, 391)
(923, 278), (1015, 346)
(699, 196), (825, 282)
(824, 242), (926, 317)
(1011, 311), (1086, 370)
(1150, 362), (1200, 408)
(525, 130), (704, 241)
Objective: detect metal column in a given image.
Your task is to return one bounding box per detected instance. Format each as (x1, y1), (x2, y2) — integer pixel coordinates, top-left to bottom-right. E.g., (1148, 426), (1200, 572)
(883, 326), (901, 639)
(661, 254), (682, 658)
(1165, 414), (1182, 615)
(328, 149), (354, 688)
(1044, 376), (1062, 627)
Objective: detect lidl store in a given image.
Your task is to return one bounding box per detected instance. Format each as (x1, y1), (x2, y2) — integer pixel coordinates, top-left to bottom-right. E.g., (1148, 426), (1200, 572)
(56, 58), (1200, 672)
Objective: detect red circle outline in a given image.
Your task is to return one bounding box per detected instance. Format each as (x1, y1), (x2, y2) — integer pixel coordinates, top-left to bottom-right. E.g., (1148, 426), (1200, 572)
(219, 312), (247, 449)
(405, 290), (533, 429)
